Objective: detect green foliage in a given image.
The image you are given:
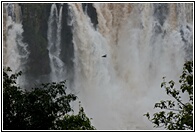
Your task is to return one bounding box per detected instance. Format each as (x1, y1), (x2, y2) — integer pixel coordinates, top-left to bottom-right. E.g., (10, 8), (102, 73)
(3, 67), (95, 130)
(144, 61), (193, 130)
(55, 102), (95, 130)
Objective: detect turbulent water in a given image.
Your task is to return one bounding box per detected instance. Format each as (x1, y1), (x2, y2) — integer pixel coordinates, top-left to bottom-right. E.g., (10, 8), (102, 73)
(3, 3), (29, 85)
(3, 3), (193, 130)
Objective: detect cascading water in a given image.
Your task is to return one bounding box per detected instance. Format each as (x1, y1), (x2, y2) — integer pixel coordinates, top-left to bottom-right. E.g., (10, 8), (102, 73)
(3, 3), (193, 130)
(3, 3), (29, 85)
(47, 3), (64, 82)
(68, 3), (193, 130)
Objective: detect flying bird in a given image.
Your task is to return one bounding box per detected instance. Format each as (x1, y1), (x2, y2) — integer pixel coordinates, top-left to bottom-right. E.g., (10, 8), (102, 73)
(102, 54), (107, 58)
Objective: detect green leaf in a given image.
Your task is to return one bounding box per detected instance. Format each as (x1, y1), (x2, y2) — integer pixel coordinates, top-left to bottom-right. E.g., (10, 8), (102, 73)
(144, 61), (193, 130)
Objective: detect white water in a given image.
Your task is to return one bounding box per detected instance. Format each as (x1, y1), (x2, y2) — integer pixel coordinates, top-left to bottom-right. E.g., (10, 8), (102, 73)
(3, 3), (193, 130)
(3, 3), (29, 85)
(47, 4), (64, 82)
(68, 3), (192, 130)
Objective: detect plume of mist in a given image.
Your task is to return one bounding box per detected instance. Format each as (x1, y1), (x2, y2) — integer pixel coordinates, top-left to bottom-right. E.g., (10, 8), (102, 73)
(68, 3), (192, 130)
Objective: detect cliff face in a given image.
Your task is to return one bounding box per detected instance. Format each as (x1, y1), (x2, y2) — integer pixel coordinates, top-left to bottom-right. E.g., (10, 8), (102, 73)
(20, 3), (75, 86)
(59, 4), (74, 79)
(82, 3), (98, 28)
(3, 3), (99, 87)
(19, 3), (99, 86)
(21, 4), (50, 74)
(20, 4), (52, 85)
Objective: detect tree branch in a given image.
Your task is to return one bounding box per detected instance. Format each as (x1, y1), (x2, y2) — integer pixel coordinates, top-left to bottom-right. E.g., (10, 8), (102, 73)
(163, 108), (182, 112)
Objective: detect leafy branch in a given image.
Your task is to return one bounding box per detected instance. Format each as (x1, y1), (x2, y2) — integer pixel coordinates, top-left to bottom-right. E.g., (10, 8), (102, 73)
(144, 61), (193, 130)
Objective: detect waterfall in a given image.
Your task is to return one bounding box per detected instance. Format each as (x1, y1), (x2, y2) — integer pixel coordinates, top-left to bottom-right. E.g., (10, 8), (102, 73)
(68, 3), (192, 130)
(47, 4), (64, 82)
(56, 4), (63, 57)
(67, 5), (74, 26)
(3, 3), (29, 85)
(3, 3), (193, 130)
